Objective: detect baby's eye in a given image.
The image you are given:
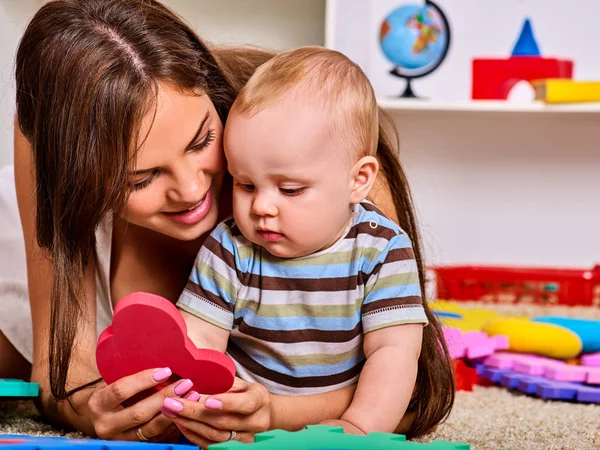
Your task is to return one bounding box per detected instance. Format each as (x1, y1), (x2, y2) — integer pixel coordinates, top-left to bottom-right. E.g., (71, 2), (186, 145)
(280, 187), (306, 196)
(236, 182), (255, 192)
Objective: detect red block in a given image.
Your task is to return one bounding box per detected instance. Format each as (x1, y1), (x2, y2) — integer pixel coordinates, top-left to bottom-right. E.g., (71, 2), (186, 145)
(471, 57), (573, 100)
(96, 292), (236, 395)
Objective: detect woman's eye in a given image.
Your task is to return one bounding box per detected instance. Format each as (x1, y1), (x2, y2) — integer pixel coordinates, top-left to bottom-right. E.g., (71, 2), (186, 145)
(280, 187), (306, 196)
(189, 129), (215, 152)
(132, 171), (158, 191)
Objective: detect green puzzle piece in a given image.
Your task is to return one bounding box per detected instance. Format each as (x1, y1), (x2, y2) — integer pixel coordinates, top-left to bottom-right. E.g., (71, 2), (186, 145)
(209, 425), (470, 450)
(0, 379), (40, 397)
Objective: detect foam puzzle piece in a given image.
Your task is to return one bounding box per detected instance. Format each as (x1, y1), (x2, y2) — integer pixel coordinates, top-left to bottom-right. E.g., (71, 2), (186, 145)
(96, 292), (235, 395)
(480, 368), (600, 403)
(0, 379), (39, 398)
(443, 327), (508, 361)
(0, 435), (193, 450)
(582, 352), (600, 367)
(484, 352), (600, 384)
(453, 360), (477, 392)
(209, 426), (470, 450)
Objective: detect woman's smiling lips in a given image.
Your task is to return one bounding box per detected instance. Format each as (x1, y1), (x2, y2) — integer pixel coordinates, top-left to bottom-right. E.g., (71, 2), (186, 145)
(163, 190), (212, 225)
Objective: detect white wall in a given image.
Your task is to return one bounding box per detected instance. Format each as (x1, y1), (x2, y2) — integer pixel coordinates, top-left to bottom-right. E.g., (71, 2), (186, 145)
(390, 110), (599, 268)
(0, 0), (325, 167)
(0, 1), (39, 167)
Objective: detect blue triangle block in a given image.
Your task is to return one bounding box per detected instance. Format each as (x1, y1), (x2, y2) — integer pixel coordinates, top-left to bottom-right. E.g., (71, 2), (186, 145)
(511, 18), (541, 56)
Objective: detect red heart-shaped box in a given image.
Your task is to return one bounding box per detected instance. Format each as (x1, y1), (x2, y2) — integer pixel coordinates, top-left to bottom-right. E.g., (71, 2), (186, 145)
(96, 292), (235, 394)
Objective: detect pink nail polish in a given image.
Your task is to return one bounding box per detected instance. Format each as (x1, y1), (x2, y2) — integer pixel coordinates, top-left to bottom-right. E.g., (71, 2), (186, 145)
(204, 398), (222, 409)
(174, 379), (193, 396)
(160, 406), (178, 419)
(185, 391), (201, 402)
(163, 398), (184, 413)
(152, 367), (172, 382)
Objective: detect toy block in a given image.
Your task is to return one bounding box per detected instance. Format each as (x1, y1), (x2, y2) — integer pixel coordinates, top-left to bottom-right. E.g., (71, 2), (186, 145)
(471, 57), (573, 100)
(581, 352), (600, 367)
(511, 18), (540, 57)
(0, 435), (193, 450)
(0, 379), (39, 398)
(209, 426), (470, 449)
(96, 292), (235, 395)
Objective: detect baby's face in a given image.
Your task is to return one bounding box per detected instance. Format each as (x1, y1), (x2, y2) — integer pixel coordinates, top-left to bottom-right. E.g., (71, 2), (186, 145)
(224, 97), (355, 258)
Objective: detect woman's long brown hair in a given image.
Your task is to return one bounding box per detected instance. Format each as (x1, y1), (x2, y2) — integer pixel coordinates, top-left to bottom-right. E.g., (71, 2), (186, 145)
(15, 0), (274, 402)
(377, 111), (455, 438)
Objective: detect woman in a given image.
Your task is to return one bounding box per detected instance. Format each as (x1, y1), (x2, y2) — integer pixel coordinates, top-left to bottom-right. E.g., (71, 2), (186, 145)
(5, 0), (453, 446)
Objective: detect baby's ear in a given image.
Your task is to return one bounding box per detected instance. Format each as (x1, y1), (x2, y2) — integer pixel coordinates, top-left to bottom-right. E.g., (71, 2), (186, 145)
(349, 156), (379, 204)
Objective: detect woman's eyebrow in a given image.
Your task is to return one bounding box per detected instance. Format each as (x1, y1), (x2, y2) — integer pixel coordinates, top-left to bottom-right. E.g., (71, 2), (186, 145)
(185, 110), (211, 150)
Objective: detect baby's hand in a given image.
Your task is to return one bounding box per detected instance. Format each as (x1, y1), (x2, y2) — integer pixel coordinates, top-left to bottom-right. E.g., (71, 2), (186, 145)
(319, 419), (365, 435)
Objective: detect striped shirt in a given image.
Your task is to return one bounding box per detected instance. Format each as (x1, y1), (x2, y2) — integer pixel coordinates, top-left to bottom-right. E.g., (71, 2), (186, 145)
(177, 202), (428, 395)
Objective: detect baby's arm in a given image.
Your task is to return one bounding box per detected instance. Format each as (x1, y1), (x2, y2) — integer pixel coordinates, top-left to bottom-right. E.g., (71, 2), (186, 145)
(336, 324), (423, 433)
(180, 310), (229, 352)
(176, 222), (239, 352)
(323, 231), (427, 433)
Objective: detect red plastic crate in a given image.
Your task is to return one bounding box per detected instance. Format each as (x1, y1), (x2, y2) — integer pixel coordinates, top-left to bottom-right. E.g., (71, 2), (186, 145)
(432, 265), (600, 306)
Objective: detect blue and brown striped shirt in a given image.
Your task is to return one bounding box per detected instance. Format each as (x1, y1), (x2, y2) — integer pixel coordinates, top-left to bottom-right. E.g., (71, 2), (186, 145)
(177, 202), (428, 395)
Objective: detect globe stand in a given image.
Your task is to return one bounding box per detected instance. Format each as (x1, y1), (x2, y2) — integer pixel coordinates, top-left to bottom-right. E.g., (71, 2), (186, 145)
(390, 67), (418, 98)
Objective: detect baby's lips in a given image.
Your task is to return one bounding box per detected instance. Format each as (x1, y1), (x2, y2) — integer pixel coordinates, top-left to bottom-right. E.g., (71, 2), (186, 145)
(96, 291), (235, 394)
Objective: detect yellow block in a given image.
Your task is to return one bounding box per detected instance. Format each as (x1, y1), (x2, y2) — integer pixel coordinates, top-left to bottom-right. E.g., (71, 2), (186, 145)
(483, 317), (582, 359)
(532, 79), (600, 104)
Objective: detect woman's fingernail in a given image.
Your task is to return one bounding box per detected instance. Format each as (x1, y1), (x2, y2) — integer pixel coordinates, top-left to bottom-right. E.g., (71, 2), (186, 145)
(152, 367), (172, 382)
(174, 379), (193, 396)
(163, 398), (184, 414)
(160, 406), (178, 419)
(204, 398), (222, 409)
(185, 391), (201, 402)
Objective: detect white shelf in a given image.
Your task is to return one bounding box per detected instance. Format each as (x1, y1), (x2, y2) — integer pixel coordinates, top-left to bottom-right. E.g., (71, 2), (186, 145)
(377, 98), (600, 114)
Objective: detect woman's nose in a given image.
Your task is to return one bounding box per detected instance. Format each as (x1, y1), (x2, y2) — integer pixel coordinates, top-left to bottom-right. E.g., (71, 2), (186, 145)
(168, 165), (205, 203)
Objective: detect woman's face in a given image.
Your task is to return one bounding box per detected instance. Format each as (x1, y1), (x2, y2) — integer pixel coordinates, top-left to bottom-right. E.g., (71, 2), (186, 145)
(121, 83), (226, 241)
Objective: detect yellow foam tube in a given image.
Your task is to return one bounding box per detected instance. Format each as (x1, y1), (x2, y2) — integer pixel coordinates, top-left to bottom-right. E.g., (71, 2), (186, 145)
(483, 317), (583, 359)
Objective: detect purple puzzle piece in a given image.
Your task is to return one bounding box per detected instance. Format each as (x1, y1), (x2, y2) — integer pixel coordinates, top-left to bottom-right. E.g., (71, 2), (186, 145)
(536, 381), (578, 401)
(577, 385), (600, 403)
(481, 367), (509, 383)
(484, 366), (600, 404)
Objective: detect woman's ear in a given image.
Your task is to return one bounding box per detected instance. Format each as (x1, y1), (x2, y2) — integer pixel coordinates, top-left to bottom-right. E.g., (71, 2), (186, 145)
(349, 156), (379, 204)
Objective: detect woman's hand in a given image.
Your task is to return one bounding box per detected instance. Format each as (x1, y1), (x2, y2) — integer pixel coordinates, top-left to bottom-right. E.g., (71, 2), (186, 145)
(87, 367), (196, 442)
(161, 377), (272, 448)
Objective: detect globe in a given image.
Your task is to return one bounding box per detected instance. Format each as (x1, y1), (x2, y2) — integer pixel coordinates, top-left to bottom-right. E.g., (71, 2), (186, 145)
(379, 0), (451, 98)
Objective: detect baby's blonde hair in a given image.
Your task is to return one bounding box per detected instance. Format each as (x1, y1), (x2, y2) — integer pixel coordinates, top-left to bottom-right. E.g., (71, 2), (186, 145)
(232, 46), (378, 159)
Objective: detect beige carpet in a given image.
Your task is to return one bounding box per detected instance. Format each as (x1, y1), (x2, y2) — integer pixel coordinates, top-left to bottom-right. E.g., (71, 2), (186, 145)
(2, 303), (599, 449)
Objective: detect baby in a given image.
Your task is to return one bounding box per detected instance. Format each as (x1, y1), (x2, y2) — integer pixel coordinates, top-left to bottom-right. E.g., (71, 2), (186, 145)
(177, 47), (428, 434)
